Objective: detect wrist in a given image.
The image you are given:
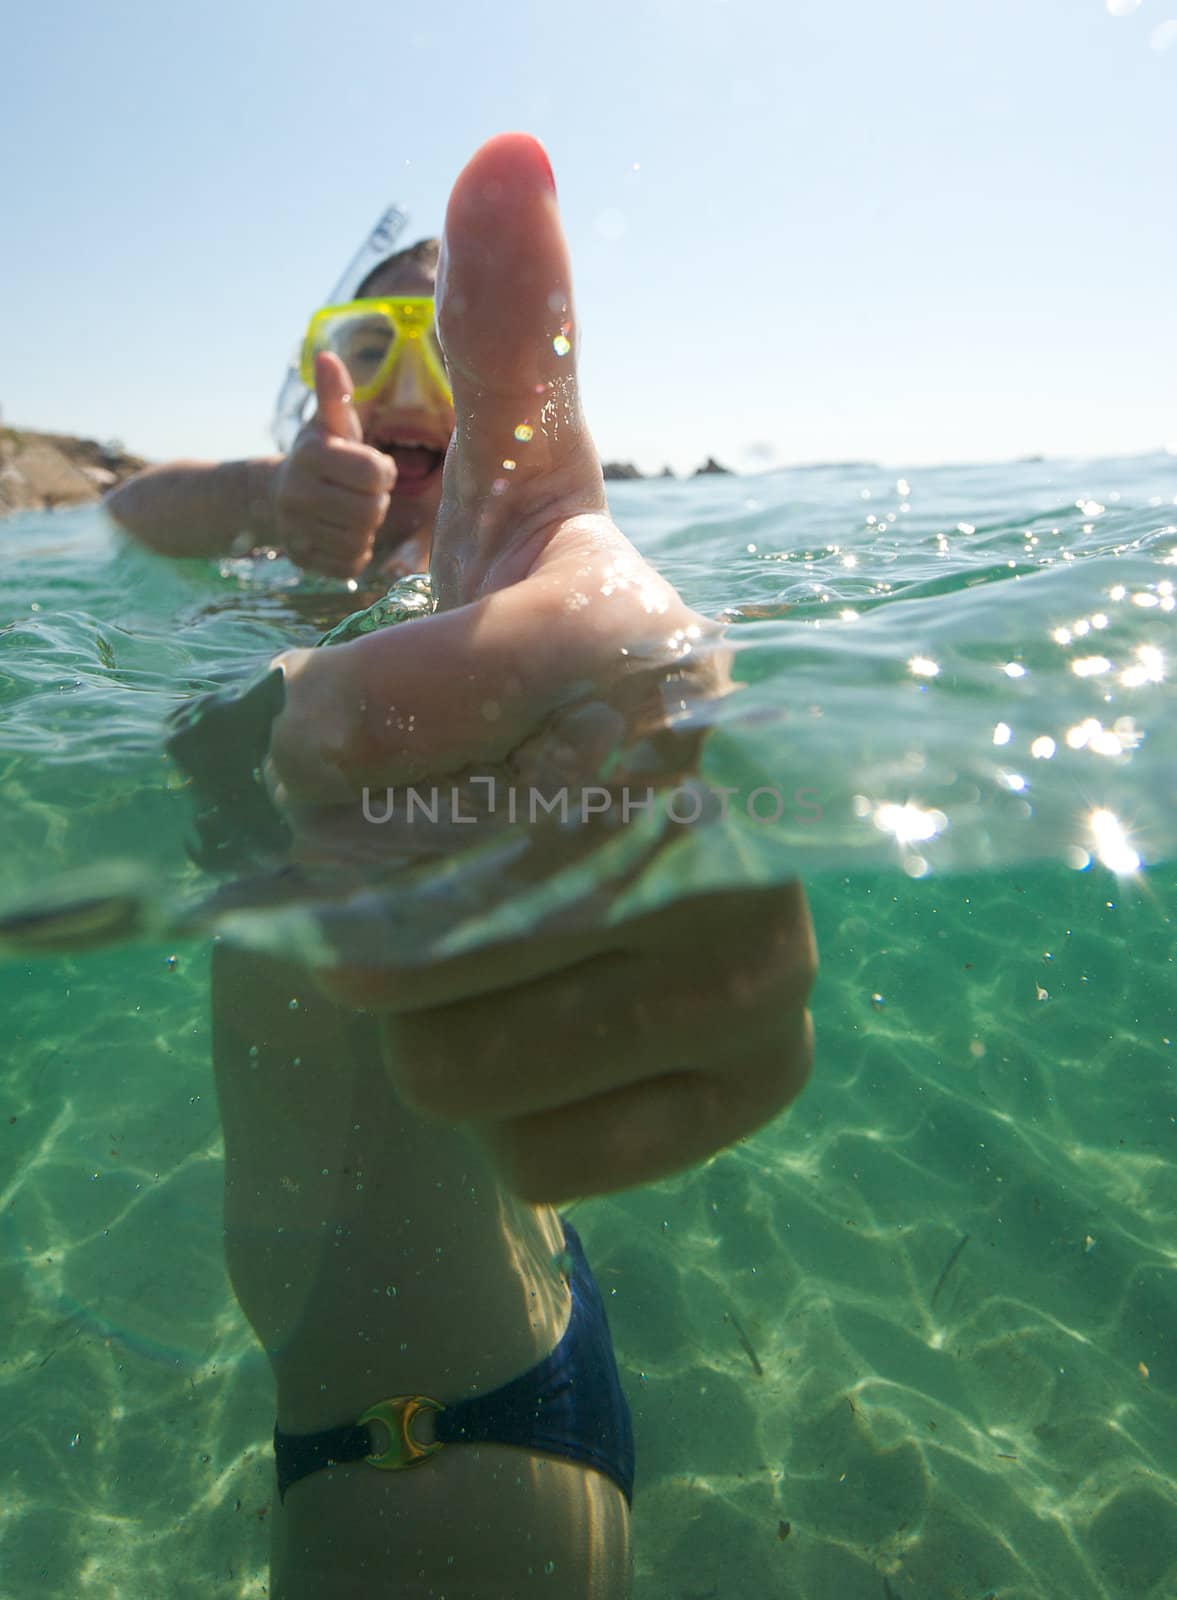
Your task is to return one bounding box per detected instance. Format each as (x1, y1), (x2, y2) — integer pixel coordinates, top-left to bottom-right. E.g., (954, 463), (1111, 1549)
(241, 457), (283, 541)
(267, 646), (361, 806)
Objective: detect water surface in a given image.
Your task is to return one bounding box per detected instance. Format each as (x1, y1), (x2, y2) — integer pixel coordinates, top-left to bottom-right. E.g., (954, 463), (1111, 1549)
(1, 454), (1174, 1597)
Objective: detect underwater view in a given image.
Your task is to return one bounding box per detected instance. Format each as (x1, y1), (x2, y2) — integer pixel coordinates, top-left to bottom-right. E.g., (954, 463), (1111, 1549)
(2, 449), (1174, 1597)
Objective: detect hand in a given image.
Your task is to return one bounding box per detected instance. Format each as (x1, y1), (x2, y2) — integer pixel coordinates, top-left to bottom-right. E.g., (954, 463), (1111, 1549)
(365, 883), (816, 1205)
(270, 352), (395, 579)
(267, 133), (817, 1202)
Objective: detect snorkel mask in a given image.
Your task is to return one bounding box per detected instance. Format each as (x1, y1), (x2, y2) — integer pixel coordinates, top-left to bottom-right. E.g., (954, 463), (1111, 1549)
(271, 205), (410, 452)
(298, 297), (452, 409)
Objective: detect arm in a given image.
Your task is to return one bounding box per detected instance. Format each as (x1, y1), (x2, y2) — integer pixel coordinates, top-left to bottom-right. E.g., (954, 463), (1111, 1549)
(104, 456), (280, 557)
(109, 361), (395, 575)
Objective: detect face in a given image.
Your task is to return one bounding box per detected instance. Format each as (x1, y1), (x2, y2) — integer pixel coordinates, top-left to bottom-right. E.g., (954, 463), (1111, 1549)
(352, 260), (456, 570)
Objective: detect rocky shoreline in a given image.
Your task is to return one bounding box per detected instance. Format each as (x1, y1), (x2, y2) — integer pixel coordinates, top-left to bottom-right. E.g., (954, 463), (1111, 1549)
(0, 428), (147, 517)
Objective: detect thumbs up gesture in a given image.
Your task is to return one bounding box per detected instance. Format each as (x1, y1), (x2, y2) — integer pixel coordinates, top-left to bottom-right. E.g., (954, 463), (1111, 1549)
(262, 134), (816, 1203)
(270, 352), (396, 578)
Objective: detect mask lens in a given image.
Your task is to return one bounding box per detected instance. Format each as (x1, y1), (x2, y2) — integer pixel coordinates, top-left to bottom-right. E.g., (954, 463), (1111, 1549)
(316, 309), (397, 396)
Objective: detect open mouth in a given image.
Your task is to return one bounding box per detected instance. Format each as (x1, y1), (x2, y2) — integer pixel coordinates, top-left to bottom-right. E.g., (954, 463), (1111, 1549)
(373, 439), (447, 495)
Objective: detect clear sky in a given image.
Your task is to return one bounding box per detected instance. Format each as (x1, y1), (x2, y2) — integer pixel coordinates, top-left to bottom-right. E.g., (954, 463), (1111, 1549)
(2, 0), (1174, 474)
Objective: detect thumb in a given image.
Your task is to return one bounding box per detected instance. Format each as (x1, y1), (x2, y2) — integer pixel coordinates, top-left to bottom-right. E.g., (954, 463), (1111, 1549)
(435, 132), (605, 538)
(313, 350), (364, 443)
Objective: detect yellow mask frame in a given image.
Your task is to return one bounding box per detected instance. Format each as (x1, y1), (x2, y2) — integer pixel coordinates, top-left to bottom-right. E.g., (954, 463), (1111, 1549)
(299, 297), (452, 406)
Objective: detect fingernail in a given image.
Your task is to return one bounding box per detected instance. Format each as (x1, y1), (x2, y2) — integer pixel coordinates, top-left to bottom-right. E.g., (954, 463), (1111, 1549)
(532, 140), (556, 193)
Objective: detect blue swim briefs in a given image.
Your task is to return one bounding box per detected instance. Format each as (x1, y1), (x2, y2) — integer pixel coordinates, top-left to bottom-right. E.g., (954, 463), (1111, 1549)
(273, 1219), (635, 1506)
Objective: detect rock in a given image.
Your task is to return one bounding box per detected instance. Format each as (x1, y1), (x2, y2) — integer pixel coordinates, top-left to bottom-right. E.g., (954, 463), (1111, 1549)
(601, 460), (644, 481)
(693, 456), (734, 477)
(0, 427), (147, 517)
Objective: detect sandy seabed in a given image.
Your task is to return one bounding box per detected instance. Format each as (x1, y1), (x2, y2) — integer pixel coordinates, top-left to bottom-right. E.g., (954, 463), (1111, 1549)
(2, 869), (1175, 1600)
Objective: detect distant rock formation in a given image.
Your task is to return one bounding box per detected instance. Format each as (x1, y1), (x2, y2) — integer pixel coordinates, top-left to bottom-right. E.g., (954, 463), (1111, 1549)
(601, 460), (720, 481)
(0, 427), (146, 517)
(693, 456), (734, 477)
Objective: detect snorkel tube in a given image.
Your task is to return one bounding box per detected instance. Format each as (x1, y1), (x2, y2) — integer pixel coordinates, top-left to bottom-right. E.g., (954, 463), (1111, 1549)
(270, 204), (410, 452)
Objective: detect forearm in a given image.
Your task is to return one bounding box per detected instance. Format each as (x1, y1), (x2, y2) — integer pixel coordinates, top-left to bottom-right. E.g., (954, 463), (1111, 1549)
(104, 456), (282, 557)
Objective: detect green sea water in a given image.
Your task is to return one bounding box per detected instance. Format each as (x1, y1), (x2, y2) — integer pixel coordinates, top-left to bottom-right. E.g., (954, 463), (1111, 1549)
(1, 456), (1174, 1597)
